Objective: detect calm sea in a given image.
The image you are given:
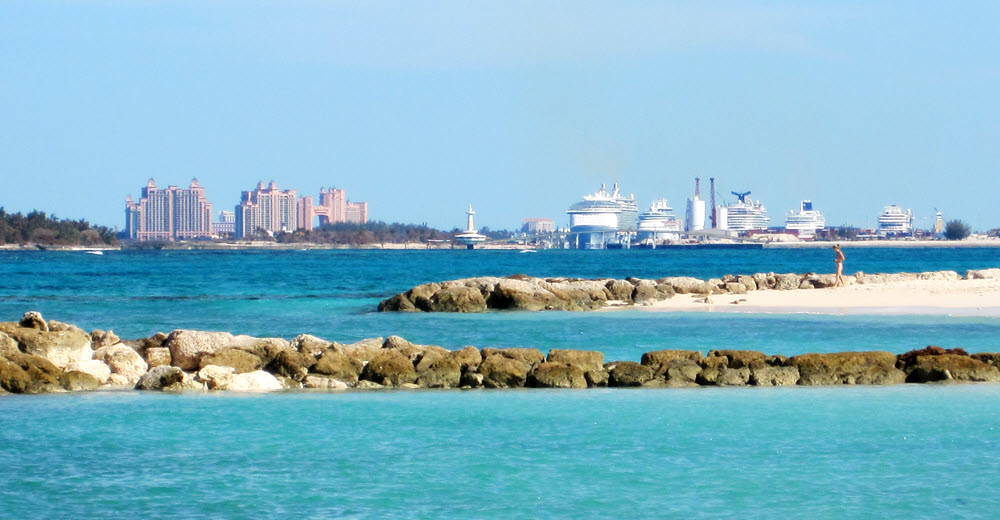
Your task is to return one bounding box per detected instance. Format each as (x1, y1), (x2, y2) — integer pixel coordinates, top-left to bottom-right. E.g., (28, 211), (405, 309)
(1, 248), (999, 518)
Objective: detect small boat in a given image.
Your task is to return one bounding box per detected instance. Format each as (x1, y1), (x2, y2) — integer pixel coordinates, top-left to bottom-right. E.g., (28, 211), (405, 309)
(85, 250), (104, 256)
(519, 249), (537, 254)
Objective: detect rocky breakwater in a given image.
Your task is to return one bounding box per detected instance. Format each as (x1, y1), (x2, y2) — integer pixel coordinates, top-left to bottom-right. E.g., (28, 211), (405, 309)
(2, 311), (1000, 394)
(377, 269), (996, 312)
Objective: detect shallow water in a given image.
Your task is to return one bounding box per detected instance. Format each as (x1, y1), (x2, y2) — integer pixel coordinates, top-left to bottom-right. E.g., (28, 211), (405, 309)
(2, 248), (1000, 518)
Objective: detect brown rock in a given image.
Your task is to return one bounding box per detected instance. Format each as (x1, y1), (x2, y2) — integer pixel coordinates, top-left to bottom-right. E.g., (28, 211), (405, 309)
(665, 359), (701, 386)
(971, 353), (1000, 367)
(313, 350), (364, 385)
(266, 348), (316, 382)
(773, 273), (801, 290)
(606, 279), (635, 302)
(0, 324), (93, 370)
(481, 348), (545, 368)
(606, 361), (653, 387)
(360, 350), (417, 387)
(199, 347), (264, 374)
(709, 350), (768, 369)
(547, 349), (604, 373)
(0, 352), (63, 393)
(448, 346), (483, 372)
(528, 362), (587, 389)
(164, 330), (234, 371)
(136, 365), (187, 391)
(905, 354), (1000, 383)
(642, 349), (702, 376)
(416, 356), (462, 388)
(662, 277), (708, 294)
(717, 367), (751, 386)
(0, 331), (19, 357)
(330, 337), (385, 364)
(478, 355), (530, 388)
(19, 311), (48, 331)
(61, 371), (100, 392)
(290, 334), (331, 359)
(789, 351), (905, 385)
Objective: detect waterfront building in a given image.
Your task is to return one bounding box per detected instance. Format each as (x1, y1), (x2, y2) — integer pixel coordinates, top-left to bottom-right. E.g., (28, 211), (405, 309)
(298, 187), (368, 230)
(522, 218), (555, 234)
(877, 205), (913, 236)
(212, 210), (235, 238)
(784, 200), (826, 239)
(125, 179), (213, 241)
(566, 183), (638, 249)
(684, 178), (706, 232)
(235, 181), (298, 238)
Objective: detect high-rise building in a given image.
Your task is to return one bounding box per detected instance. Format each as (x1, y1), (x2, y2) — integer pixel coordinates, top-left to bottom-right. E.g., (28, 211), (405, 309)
(298, 187), (368, 230)
(213, 210), (236, 238)
(235, 181), (298, 238)
(522, 218), (555, 234)
(125, 179), (213, 241)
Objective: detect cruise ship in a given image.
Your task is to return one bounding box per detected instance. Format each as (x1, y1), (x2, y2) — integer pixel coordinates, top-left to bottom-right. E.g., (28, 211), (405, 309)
(635, 199), (681, 247)
(877, 205), (913, 236)
(719, 191), (769, 232)
(566, 183), (638, 249)
(784, 200), (826, 239)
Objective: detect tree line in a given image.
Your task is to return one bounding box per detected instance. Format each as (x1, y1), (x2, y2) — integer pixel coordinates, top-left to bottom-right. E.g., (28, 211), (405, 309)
(0, 208), (119, 246)
(272, 221), (513, 245)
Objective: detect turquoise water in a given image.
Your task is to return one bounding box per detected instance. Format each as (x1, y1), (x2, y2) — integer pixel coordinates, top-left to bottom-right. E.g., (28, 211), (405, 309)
(2, 248), (1000, 518)
(2, 387), (999, 519)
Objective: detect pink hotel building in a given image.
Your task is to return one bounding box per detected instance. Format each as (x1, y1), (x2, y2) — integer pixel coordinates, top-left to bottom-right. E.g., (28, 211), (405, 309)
(126, 179), (368, 241)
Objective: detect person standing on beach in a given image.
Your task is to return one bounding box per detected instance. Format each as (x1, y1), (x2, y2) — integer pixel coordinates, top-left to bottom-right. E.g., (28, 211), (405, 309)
(833, 244), (846, 287)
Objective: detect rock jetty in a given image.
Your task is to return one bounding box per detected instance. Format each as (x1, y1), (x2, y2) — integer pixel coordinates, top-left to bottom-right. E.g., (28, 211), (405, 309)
(377, 269), (999, 312)
(2, 312), (999, 394)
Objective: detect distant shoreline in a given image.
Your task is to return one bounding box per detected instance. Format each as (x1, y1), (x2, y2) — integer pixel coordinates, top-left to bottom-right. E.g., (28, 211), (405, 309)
(2, 238), (1000, 251)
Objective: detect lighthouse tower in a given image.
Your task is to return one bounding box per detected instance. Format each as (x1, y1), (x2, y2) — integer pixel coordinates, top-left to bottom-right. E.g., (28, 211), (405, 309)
(455, 204), (487, 249)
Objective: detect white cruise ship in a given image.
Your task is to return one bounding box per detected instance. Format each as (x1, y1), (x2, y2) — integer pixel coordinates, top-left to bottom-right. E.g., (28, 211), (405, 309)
(635, 199), (681, 247)
(566, 183), (638, 248)
(877, 205), (913, 236)
(719, 191), (770, 232)
(784, 200), (826, 238)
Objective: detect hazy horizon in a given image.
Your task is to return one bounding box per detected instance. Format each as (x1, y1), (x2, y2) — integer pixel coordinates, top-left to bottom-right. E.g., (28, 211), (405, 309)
(3, 1), (998, 231)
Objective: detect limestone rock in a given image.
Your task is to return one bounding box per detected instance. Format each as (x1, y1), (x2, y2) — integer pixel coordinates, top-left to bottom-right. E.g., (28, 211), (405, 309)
(146, 347), (172, 367)
(631, 279), (662, 305)
(773, 273), (801, 290)
(971, 353), (1000, 367)
(449, 346), (483, 372)
(696, 356), (729, 385)
(197, 365), (237, 389)
(226, 336), (290, 364)
(606, 279), (635, 302)
(0, 331), (19, 357)
(61, 371), (100, 391)
(481, 347), (545, 368)
(789, 351), (905, 385)
(708, 350), (768, 369)
(94, 344), (149, 383)
(90, 329), (120, 349)
(0, 353), (64, 393)
(105, 373), (136, 387)
(0, 324), (93, 370)
(479, 355), (531, 388)
(416, 356), (462, 388)
(737, 275), (758, 291)
(717, 367), (751, 386)
(663, 277), (709, 294)
(290, 334), (331, 359)
(459, 371), (484, 388)
(48, 320), (86, 335)
(383, 335), (450, 363)
(303, 375), (349, 390)
(164, 330), (234, 371)
(585, 368), (610, 387)
(527, 362), (587, 389)
(360, 350), (417, 387)
(966, 268), (1000, 280)
(19, 311), (48, 331)
(641, 349), (702, 376)
(665, 359), (701, 386)
(65, 359), (112, 384)
(750, 366), (800, 386)
(313, 350), (364, 385)
(214, 370), (284, 392)
(265, 348), (316, 382)
(199, 347), (264, 374)
(606, 361), (653, 387)
(547, 349), (604, 373)
(905, 354), (1000, 383)
(136, 365), (186, 391)
(330, 337), (385, 364)
(355, 380), (386, 390)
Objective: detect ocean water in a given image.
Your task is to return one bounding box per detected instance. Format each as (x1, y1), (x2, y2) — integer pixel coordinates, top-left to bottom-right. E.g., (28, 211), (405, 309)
(2, 248), (1000, 518)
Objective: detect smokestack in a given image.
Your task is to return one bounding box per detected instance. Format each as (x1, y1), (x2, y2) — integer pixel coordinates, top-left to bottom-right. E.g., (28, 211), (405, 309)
(710, 177), (717, 229)
(694, 177), (701, 198)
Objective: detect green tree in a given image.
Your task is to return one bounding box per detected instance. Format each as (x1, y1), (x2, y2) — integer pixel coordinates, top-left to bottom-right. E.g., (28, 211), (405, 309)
(944, 219), (972, 240)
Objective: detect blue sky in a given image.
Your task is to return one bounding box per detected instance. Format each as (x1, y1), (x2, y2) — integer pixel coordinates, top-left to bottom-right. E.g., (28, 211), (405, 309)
(2, 1), (998, 231)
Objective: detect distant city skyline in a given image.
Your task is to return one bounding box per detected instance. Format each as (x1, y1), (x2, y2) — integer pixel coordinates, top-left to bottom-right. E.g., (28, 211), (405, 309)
(2, 2), (998, 231)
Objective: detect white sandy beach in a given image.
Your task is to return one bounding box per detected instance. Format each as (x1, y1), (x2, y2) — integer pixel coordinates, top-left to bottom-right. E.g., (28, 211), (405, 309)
(642, 277), (1000, 316)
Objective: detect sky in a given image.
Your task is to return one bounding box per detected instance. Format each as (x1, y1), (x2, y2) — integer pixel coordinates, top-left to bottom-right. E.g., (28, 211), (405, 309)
(2, 1), (999, 232)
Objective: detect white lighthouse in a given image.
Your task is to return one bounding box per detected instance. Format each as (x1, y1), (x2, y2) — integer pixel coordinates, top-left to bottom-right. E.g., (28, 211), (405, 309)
(455, 205), (487, 249)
